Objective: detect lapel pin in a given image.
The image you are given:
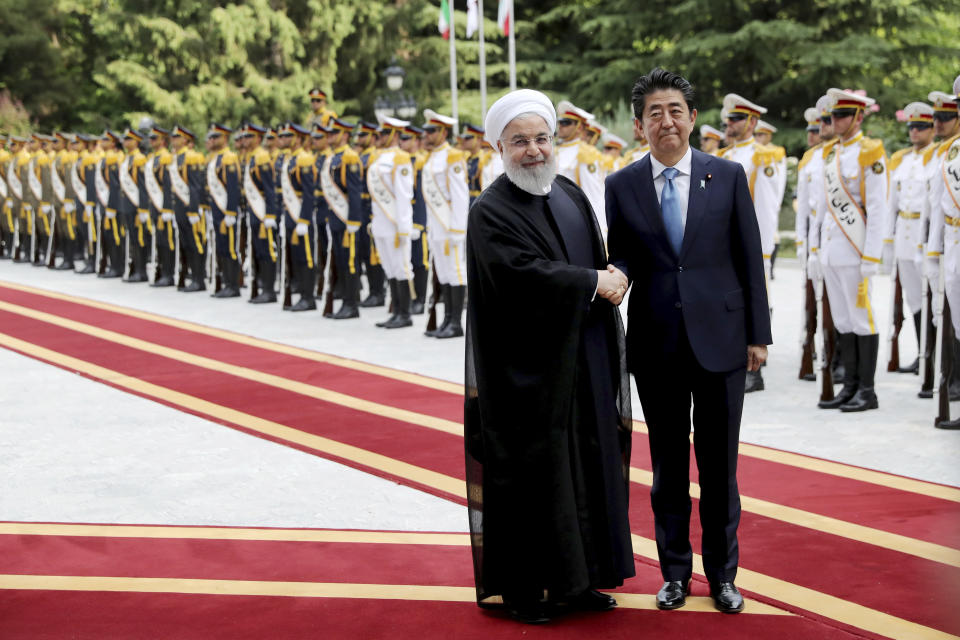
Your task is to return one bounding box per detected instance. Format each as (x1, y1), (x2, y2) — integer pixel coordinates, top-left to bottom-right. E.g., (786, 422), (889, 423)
(700, 179), (705, 189)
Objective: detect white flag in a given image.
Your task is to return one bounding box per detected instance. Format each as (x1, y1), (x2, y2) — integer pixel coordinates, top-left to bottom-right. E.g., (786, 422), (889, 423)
(497, 0), (511, 36)
(466, 0), (479, 38)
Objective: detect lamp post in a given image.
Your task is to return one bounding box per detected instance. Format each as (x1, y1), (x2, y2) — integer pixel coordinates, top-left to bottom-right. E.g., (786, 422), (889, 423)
(374, 59), (417, 122)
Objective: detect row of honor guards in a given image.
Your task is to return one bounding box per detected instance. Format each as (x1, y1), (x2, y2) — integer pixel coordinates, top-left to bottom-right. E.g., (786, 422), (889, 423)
(791, 77), (960, 428)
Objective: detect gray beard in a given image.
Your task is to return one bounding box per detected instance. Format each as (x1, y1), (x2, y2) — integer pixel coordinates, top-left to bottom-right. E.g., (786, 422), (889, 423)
(503, 152), (558, 196)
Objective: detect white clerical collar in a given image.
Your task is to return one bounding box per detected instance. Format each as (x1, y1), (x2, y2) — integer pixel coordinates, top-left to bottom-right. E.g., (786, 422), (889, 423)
(649, 145), (692, 178)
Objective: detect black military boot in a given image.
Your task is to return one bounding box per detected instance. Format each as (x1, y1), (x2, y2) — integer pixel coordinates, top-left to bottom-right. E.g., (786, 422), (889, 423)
(840, 334), (879, 412)
(425, 285), (452, 337)
(383, 280), (413, 329)
(214, 260), (241, 298)
(331, 271), (360, 319)
(820, 333), (858, 408)
(250, 260), (277, 303)
(950, 338), (960, 401)
(411, 268), (427, 315)
(182, 253), (206, 292)
(55, 236), (76, 270)
(898, 311), (922, 374)
(435, 285), (465, 339)
(361, 265), (387, 307)
(376, 280), (399, 327)
(291, 265), (317, 311)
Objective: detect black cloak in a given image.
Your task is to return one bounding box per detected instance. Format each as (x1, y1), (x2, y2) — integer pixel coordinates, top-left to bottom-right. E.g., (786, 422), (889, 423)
(464, 173), (634, 605)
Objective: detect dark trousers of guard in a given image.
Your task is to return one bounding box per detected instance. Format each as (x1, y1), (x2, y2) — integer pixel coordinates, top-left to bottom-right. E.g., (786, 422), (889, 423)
(76, 203), (96, 273)
(99, 211), (124, 277)
(410, 232), (428, 315)
(124, 211), (150, 282)
(285, 216), (317, 311)
(32, 207), (51, 266)
(328, 228), (361, 318)
(52, 206), (77, 270)
(1, 202), (18, 259)
(249, 215), (278, 303)
(151, 212), (177, 286)
(357, 217), (385, 306)
(13, 207), (32, 262)
(212, 209), (240, 297)
(175, 209), (206, 291)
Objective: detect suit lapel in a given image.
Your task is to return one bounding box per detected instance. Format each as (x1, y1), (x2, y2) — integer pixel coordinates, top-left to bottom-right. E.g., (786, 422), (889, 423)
(626, 155), (674, 256)
(679, 149), (711, 260)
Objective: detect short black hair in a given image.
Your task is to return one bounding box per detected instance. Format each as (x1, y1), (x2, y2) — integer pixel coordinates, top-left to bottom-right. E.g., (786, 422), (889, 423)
(631, 68), (695, 119)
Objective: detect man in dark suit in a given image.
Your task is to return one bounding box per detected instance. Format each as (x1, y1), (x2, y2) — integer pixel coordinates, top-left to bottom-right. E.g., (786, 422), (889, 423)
(606, 68), (772, 614)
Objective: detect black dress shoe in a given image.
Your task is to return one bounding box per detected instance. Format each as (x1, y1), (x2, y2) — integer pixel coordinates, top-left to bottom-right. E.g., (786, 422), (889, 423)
(249, 291), (277, 303)
(289, 298), (317, 311)
(839, 388), (878, 412)
(566, 589), (617, 612)
(330, 304), (360, 319)
(181, 280), (206, 292)
(151, 276), (175, 287)
(503, 599), (551, 624)
(656, 580), (689, 610)
(710, 582), (744, 613)
(359, 292), (385, 307)
(897, 357), (919, 374)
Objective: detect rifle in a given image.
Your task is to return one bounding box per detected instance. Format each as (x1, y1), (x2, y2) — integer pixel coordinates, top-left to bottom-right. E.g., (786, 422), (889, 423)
(815, 276), (835, 401)
(12, 206), (21, 261)
(147, 213), (160, 284)
(425, 259), (442, 332)
(247, 210), (259, 300)
(322, 234), (337, 317)
(920, 277), (935, 395)
(204, 206), (216, 288)
(95, 208), (106, 275)
(280, 217), (292, 309)
(122, 220), (132, 279)
(798, 268), (816, 380)
(28, 204), (37, 264)
(238, 212), (247, 289)
(934, 260), (952, 426)
(45, 207), (58, 268)
(886, 262), (904, 371)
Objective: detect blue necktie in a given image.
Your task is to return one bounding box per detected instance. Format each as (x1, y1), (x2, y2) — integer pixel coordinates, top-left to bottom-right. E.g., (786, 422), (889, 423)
(660, 166), (683, 254)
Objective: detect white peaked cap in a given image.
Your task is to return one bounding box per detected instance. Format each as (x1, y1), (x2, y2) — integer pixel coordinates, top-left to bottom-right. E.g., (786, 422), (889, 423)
(556, 100), (594, 122)
(804, 108), (820, 124)
(423, 109), (457, 128)
(602, 132), (627, 148)
(755, 120), (777, 134)
(376, 114), (410, 129)
(699, 124), (723, 140)
(928, 90), (959, 110)
(816, 94), (835, 116)
(587, 119), (608, 135)
(484, 89), (557, 148)
(722, 93), (767, 117)
(954, 74), (960, 97)
(827, 88), (875, 109)
(903, 102), (934, 121)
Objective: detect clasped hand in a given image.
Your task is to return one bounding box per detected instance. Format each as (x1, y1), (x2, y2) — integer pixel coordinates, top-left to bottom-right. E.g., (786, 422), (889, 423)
(597, 264), (628, 305)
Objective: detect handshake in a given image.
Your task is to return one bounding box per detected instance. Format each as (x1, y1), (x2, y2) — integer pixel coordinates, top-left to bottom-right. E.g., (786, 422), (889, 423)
(597, 264), (628, 305)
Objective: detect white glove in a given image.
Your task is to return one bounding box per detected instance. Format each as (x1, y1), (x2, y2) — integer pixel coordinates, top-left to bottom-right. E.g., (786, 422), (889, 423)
(161, 212), (174, 222)
(105, 209), (117, 219)
(224, 215), (236, 227)
(807, 252), (822, 282)
(859, 260), (879, 279)
(295, 222), (308, 236)
(138, 212), (150, 223)
(925, 256), (940, 284)
(41, 204), (52, 215)
(187, 213), (200, 224)
(4, 198), (11, 210)
(411, 228), (421, 241)
(880, 243), (894, 275)
(264, 218), (278, 229)
(84, 203), (93, 217)
(63, 201), (76, 214)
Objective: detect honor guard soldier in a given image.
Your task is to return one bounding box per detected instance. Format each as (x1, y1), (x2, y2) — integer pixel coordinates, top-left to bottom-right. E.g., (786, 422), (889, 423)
(480, 138), (503, 190)
(555, 101), (606, 238)
(885, 102), (937, 374)
(265, 125), (280, 162)
(460, 123), (488, 208)
(807, 88), (888, 412)
(421, 109), (469, 338)
(204, 123), (242, 297)
(144, 126), (176, 286)
(306, 88), (338, 129)
(118, 128), (150, 281)
(0, 134), (14, 258)
(23, 133), (49, 265)
(355, 120), (388, 307)
(310, 123), (333, 314)
(52, 133), (80, 271)
(368, 115), (415, 329)
(240, 124), (280, 303)
(319, 117), (366, 319)
(8, 135), (31, 262)
(169, 125), (208, 291)
(622, 128), (651, 165)
(278, 122), (319, 311)
(699, 124), (724, 156)
(98, 130), (125, 277)
(923, 79), (960, 416)
(400, 124), (429, 313)
(720, 94), (783, 392)
(79, 133), (103, 273)
(601, 132), (627, 172)
(756, 119), (788, 210)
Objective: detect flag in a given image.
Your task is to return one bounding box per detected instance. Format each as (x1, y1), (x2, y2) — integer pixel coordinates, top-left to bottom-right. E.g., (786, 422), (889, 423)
(466, 0), (479, 38)
(439, 0), (451, 40)
(497, 0), (511, 36)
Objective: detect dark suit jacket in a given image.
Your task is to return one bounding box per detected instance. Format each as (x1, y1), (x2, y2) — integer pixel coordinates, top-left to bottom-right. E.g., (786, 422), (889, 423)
(606, 148), (772, 374)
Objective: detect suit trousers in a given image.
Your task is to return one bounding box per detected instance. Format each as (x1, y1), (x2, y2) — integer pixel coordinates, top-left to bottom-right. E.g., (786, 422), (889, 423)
(635, 320), (745, 585)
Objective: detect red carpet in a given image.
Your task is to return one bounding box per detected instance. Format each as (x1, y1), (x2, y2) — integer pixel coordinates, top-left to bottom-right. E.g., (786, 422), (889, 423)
(1, 281), (959, 640)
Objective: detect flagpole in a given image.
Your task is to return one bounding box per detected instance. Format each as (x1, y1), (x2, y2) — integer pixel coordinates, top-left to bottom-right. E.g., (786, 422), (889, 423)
(478, 0), (487, 121)
(508, 0), (516, 90)
(449, 6), (459, 126)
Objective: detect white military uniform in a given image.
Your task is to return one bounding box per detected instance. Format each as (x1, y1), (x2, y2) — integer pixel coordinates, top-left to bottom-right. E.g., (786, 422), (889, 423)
(925, 132), (960, 333)
(555, 101), (606, 239)
(795, 106), (826, 268)
(886, 138), (937, 315)
(480, 152), (503, 190)
(367, 120), (414, 283)
(422, 140), (469, 286)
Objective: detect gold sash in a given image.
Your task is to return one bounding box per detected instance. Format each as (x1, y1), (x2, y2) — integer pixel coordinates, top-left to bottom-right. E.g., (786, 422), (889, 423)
(367, 154), (396, 224)
(144, 156), (164, 211)
(823, 145), (866, 256)
(422, 156), (452, 231)
(206, 154), (228, 212)
(243, 160), (266, 221)
(943, 139), (960, 212)
(321, 154), (349, 222)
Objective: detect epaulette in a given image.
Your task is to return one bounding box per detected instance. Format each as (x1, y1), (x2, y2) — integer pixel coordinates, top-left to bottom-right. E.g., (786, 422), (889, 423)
(80, 154), (97, 169)
(133, 153), (148, 168)
(252, 148), (271, 166)
(105, 150), (123, 165)
(17, 151), (31, 166)
(887, 147), (911, 173)
(751, 145), (775, 168)
(35, 153), (51, 167)
(393, 150), (412, 165)
(446, 148), (466, 164)
(922, 143), (939, 166)
(341, 147), (361, 164)
(186, 150), (205, 165)
(821, 139), (839, 159)
(296, 152), (316, 167)
(157, 150), (173, 166)
(770, 145), (786, 162)
(797, 143), (823, 171)
(600, 155), (616, 173)
(857, 137), (885, 167)
(222, 150), (239, 165)
(937, 133), (960, 158)
(577, 143), (599, 165)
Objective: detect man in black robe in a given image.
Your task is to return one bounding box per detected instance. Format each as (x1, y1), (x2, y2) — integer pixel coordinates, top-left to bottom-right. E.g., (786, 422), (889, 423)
(464, 89), (635, 624)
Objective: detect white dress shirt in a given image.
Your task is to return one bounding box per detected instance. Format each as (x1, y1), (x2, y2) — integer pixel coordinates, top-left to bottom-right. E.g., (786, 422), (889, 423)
(650, 146), (693, 229)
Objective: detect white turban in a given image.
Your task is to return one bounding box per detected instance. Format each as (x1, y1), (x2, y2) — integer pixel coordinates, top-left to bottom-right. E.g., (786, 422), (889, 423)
(483, 89), (556, 148)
